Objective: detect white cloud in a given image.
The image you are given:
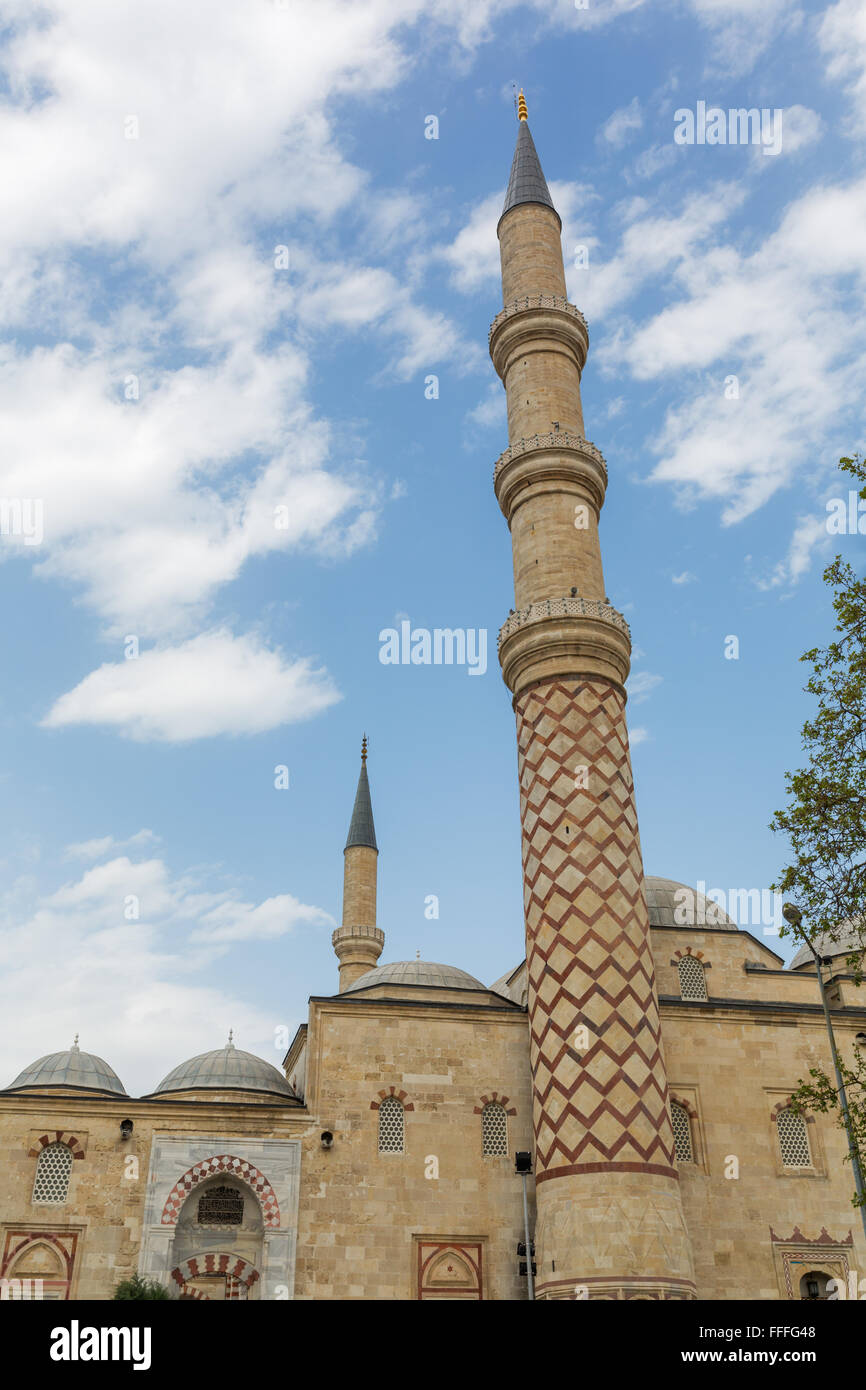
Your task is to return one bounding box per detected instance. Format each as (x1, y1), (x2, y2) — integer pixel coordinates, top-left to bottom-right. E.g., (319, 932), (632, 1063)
(682, 0), (804, 76)
(629, 726), (650, 746)
(0, 0), (526, 655)
(819, 0), (866, 133)
(435, 191), (504, 293)
(42, 630), (341, 741)
(627, 671), (663, 702)
(777, 105), (824, 156)
(630, 142), (678, 181)
(571, 184), (746, 319)
(672, 570), (697, 584)
(191, 894), (332, 945)
(467, 381), (506, 430)
(65, 830), (158, 860)
(0, 844), (332, 1094)
(754, 514), (831, 590)
(600, 98), (643, 148)
(585, 172), (866, 532)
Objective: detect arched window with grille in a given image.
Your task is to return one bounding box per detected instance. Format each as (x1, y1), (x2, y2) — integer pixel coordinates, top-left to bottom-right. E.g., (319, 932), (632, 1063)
(677, 956), (707, 1001)
(776, 1108), (812, 1168)
(378, 1095), (405, 1153)
(670, 1102), (694, 1163)
(481, 1101), (508, 1156)
(32, 1142), (74, 1204)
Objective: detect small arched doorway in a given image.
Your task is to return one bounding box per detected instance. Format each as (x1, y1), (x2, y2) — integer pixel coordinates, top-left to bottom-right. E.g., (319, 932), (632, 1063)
(799, 1270), (832, 1301)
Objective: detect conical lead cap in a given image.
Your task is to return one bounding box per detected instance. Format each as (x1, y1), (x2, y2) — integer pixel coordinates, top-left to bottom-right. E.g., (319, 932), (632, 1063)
(344, 740), (377, 851)
(499, 118), (560, 232)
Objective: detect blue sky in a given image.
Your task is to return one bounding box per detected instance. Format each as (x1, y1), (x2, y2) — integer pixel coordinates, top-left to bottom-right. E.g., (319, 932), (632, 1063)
(0, 0), (864, 1095)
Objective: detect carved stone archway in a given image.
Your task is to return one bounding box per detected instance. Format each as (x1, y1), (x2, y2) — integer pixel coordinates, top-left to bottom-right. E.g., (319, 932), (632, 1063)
(170, 1253), (260, 1301)
(160, 1155), (280, 1228)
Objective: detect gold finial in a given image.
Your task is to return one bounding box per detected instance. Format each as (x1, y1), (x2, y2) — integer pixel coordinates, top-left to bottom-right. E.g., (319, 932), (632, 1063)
(416, 949), (421, 960)
(361, 734), (368, 764)
(517, 89), (528, 122)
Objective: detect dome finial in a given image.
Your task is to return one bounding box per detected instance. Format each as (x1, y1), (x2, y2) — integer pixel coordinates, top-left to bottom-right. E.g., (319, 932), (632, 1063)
(517, 89), (528, 122)
(416, 948), (421, 960)
(227, 1028), (234, 1049)
(72, 1033), (79, 1051)
(361, 733), (367, 764)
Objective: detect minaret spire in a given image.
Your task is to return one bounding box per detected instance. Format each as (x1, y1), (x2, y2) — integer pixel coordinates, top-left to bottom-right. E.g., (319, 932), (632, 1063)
(344, 739), (377, 851)
(332, 738), (384, 992)
(491, 111), (695, 1300)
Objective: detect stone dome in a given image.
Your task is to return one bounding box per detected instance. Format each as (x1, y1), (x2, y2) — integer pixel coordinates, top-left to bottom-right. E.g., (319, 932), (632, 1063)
(344, 959), (486, 993)
(645, 875), (737, 929)
(5, 1041), (127, 1096)
(152, 1041), (293, 1098)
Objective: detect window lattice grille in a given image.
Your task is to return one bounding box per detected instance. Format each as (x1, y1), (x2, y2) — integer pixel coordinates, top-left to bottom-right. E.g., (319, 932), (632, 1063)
(678, 956), (707, 1001)
(482, 1102), (508, 1156)
(776, 1109), (812, 1168)
(378, 1095), (404, 1153)
(32, 1142), (73, 1204)
(670, 1103), (693, 1163)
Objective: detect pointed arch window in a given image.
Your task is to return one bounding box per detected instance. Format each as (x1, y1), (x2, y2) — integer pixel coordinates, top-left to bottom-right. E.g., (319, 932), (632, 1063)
(32, 1142), (74, 1204)
(678, 956), (707, 1001)
(481, 1102), (508, 1156)
(378, 1095), (404, 1153)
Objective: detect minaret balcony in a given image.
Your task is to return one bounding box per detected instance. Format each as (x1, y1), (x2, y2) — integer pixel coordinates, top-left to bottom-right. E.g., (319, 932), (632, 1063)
(493, 433), (608, 521)
(498, 596), (632, 696)
(488, 294), (589, 378)
(332, 924), (385, 952)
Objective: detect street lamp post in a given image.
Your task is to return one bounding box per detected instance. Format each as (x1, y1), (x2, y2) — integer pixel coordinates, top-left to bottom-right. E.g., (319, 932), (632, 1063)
(515, 1150), (535, 1300)
(783, 903), (866, 1246)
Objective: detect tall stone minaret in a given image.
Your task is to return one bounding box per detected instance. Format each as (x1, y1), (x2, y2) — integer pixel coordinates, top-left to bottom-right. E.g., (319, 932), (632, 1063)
(491, 93), (695, 1300)
(332, 737), (384, 992)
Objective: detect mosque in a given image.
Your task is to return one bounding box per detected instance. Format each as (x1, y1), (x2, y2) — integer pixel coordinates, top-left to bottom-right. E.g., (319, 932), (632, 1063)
(1, 98), (864, 1301)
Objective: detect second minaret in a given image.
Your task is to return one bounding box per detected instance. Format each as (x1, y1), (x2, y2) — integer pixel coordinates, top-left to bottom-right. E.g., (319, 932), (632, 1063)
(332, 738), (384, 992)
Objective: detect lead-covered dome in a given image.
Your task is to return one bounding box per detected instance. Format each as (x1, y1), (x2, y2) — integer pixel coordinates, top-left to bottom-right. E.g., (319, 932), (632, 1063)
(645, 875), (737, 929)
(344, 959), (486, 992)
(5, 1040), (127, 1095)
(152, 1040), (293, 1098)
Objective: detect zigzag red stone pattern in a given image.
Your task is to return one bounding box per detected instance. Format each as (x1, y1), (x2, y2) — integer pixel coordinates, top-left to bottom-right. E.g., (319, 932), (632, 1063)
(28, 1132), (85, 1159)
(160, 1155), (280, 1227)
(171, 1254), (260, 1300)
(515, 677), (677, 1180)
(370, 1086), (414, 1111)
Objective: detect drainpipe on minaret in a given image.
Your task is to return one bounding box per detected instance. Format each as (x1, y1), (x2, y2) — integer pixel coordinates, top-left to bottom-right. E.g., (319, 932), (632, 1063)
(332, 737), (385, 993)
(491, 93), (696, 1300)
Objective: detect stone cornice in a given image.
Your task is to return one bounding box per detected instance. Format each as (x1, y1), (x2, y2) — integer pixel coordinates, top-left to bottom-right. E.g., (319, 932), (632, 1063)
(493, 434), (608, 520)
(488, 296), (589, 379)
(489, 294), (588, 344)
(0, 1092), (307, 1117)
(331, 924), (384, 948)
(659, 995), (866, 1023)
(494, 432), (605, 479)
(498, 598), (632, 696)
(308, 994), (526, 1020)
